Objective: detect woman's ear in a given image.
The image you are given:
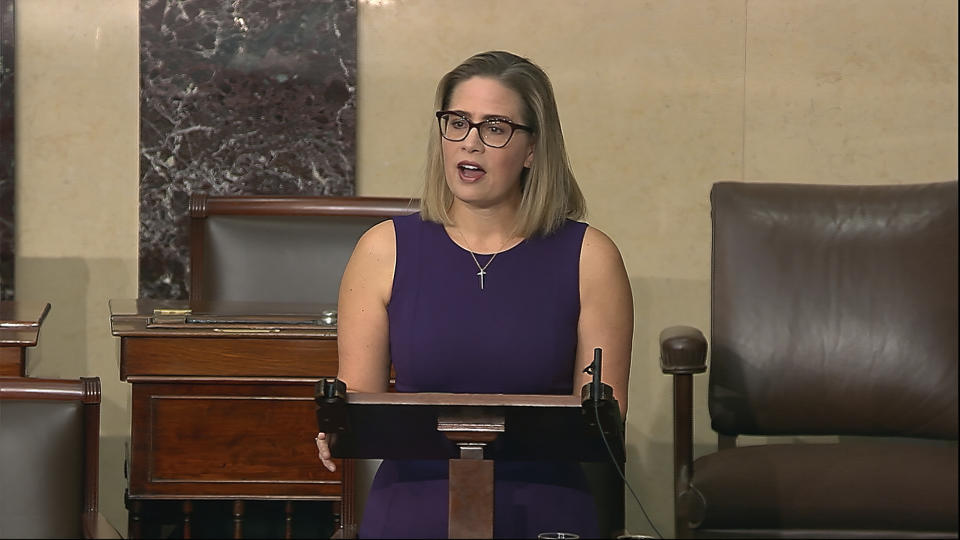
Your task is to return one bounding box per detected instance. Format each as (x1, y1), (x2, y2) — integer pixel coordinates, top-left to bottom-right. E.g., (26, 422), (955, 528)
(524, 143), (535, 168)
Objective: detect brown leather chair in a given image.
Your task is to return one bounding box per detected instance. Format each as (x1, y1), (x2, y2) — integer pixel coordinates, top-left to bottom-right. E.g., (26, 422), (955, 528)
(660, 181), (958, 538)
(0, 376), (118, 538)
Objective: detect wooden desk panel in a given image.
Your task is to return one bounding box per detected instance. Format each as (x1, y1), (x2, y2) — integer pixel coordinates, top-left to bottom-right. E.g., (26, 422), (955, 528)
(131, 381), (341, 498)
(121, 338), (338, 379)
(0, 347), (23, 376)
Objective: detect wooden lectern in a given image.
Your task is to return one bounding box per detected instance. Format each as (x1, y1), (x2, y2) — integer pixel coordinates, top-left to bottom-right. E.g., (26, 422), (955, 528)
(315, 379), (624, 539)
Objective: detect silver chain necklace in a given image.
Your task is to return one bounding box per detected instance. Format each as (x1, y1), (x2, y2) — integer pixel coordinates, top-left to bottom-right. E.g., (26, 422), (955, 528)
(456, 230), (510, 291)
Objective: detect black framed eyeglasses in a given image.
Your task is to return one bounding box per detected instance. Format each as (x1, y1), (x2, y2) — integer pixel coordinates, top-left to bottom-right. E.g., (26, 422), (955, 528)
(436, 111), (533, 149)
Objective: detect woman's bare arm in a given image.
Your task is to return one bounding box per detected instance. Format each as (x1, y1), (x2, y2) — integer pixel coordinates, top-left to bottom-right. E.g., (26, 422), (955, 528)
(336, 220), (396, 393)
(318, 220), (396, 471)
(575, 226), (633, 419)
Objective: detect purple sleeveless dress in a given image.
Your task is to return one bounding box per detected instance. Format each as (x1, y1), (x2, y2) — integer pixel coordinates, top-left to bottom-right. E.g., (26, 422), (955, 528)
(358, 213), (600, 539)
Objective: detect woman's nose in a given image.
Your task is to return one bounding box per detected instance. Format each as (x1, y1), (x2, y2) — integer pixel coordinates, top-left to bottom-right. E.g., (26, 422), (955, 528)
(461, 126), (485, 151)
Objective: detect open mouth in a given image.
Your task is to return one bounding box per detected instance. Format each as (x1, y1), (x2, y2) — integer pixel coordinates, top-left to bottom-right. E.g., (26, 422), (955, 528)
(458, 162), (486, 180)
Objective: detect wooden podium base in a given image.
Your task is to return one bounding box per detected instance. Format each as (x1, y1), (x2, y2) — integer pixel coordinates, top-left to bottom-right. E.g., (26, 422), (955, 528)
(449, 445), (494, 539)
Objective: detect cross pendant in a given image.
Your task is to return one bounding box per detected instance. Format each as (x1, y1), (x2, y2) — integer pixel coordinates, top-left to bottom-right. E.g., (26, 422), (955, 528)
(477, 268), (486, 290)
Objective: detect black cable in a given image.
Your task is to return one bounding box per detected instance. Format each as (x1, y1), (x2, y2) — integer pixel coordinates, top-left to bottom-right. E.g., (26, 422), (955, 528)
(593, 400), (663, 539)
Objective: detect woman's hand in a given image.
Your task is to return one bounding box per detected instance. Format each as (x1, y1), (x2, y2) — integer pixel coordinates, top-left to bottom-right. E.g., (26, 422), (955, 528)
(315, 432), (336, 472)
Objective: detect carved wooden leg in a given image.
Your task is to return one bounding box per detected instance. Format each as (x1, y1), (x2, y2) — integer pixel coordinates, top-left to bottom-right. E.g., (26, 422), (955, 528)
(284, 501), (294, 539)
(341, 458), (356, 534)
(182, 500), (193, 539)
(332, 500), (342, 532)
(232, 500), (245, 539)
(127, 497), (143, 539)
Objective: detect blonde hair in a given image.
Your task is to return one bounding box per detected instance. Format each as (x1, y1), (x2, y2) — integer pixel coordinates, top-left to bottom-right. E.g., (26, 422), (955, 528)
(420, 51), (586, 237)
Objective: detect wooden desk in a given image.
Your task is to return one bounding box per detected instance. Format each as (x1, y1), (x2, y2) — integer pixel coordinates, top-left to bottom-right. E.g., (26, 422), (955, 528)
(109, 299), (352, 539)
(0, 301), (50, 376)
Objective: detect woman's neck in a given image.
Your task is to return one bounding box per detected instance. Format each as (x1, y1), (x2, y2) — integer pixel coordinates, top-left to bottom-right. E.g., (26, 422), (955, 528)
(447, 200), (523, 254)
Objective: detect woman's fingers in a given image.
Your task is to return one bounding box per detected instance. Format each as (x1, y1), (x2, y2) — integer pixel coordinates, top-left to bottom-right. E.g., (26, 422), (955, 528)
(315, 432), (337, 472)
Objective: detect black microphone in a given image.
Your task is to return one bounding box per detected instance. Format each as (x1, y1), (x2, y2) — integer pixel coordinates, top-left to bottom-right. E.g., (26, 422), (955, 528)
(592, 347), (602, 402)
(582, 350), (663, 538)
(581, 348), (612, 405)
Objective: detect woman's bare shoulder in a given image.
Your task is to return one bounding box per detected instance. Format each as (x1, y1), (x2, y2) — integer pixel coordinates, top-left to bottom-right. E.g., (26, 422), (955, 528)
(353, 219), (397, 260)
(340, 219), (397, 306)
(580, 225), (625, 268)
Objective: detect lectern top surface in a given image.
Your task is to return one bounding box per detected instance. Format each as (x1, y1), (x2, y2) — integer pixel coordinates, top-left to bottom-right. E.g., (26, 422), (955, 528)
(347, 391), (582, 408)
(321, 390), (623, 462)
(0, 301), (50, 329)
(108, 298), (339, 338)
(0, 302), (50, 346)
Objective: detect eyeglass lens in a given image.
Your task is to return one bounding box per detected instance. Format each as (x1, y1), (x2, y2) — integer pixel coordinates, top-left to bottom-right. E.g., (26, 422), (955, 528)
(438, 113), (514, 148)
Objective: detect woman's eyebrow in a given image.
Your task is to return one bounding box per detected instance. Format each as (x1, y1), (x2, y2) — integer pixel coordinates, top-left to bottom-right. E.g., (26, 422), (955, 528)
(448, 110), (514, 121)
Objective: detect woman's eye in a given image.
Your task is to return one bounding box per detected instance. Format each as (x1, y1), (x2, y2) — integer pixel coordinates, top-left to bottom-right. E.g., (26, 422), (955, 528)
(486, 123), (504, 134)
(451, 120), (467, 129)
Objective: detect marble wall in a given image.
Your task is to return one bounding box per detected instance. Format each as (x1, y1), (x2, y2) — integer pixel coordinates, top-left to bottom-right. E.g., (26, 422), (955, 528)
(0, 0), (13, 299)
(139, 0), (357, 299)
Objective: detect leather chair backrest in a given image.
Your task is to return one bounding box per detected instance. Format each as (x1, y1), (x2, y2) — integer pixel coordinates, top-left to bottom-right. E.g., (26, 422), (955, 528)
(0, 378), (100, 539)
(200, 214), (386, 303)
(708, 181), (958, 439)
(189, 194), (418, 303)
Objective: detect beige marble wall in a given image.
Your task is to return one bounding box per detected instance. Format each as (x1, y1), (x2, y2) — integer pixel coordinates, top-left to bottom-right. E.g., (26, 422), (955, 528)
(745, 0), (958, 183)
(14, 0), (957, 536)
(14, 0), (139, 534)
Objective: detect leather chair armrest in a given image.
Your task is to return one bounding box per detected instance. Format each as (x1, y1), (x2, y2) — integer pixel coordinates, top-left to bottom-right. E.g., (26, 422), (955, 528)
(659, 325), (707, 537)
(660, 326), (708, 375)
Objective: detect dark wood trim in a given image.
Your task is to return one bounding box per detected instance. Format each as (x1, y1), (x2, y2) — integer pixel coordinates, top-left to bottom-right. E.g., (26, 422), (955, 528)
(0, 375), (89, 399)
(125, 494), (345, 501)
(188, 205), (204, 303)
(189, 192), (419, 218)
(82, 377), (101, 516)
(673, 373), (694, 539)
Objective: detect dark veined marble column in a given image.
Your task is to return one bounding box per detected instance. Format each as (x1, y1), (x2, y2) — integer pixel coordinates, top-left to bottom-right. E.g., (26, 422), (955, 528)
(0, 0), (14, 300)
(139, 0), (357, 299)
